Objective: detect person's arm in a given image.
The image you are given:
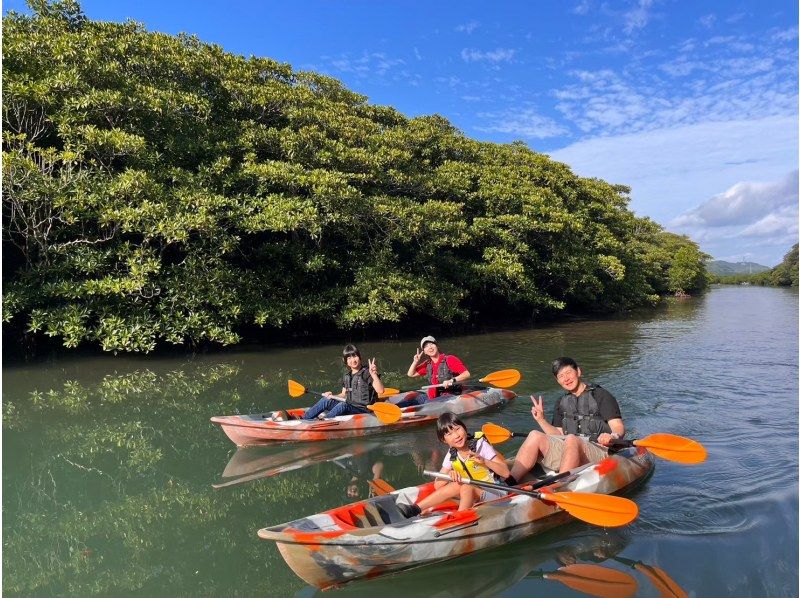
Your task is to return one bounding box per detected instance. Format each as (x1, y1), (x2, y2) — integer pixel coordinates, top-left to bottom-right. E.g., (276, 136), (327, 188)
(441, 357), (470, 388)
(468, 441), (510, 479)
(594, 388), (624, 446)
(322, 386), (346, 399)
(597, 418), (625, 446)
(435, 465), (452, 488)
(407, 348), (425, 377)
(530, 395), (563, 435)
(368, 358), (385, 395)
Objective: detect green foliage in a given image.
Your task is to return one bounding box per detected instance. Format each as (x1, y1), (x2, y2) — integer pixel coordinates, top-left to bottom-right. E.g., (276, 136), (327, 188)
(3, 1), (709, 352)
(711, 244), (798, 287)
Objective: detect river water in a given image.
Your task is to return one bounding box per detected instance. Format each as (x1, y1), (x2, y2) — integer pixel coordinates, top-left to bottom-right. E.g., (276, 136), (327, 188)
(3, 285), (797, 596)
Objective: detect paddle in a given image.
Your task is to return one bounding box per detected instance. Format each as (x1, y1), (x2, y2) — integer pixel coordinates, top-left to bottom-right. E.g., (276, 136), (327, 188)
(532, 564), (638, 598)
(420, 368), (522, 390)
(612, 556), (688, 598)
(481, 423), (707, 464)
(367, 402), (402, 424)
(331, 457), (398, 497)
(288, 379), (399, 400)
(423, 470), (638, 527)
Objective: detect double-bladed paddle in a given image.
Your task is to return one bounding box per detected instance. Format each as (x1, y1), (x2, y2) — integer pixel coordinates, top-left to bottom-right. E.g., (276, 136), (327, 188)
(420, 368), (522, 390)
(287, 379), (400, 400)
(531, 564), (638, 598)
(611, 556), (688, 598)
(423, 470), (638, 527)
(480, 423), (707, 464)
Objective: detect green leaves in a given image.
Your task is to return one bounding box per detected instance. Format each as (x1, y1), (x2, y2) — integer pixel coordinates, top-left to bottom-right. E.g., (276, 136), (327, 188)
(3, 4), (709, 352)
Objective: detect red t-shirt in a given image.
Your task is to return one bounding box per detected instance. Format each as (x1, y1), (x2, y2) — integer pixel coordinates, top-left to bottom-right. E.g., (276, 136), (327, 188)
(415, 354), (467, 399)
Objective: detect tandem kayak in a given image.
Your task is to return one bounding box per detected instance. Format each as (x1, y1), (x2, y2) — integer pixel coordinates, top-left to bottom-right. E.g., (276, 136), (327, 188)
(210, 387), (516, 446)
(257, 447), (655, 589)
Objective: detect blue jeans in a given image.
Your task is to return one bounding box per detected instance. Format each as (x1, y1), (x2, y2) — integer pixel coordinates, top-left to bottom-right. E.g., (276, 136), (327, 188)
(394, 395), (426, 408)
(301, 398), (369, 420)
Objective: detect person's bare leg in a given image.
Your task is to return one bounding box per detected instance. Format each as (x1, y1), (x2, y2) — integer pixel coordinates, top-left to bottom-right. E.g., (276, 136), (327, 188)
(559, 434), (583, 472)
(415, 482), (461, 511)
(457, 484), (481, 511)
(510, 431), (550, 481)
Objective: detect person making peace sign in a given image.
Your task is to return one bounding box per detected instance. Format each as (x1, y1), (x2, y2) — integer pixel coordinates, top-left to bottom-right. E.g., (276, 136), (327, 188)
(301, 345), (386, 420)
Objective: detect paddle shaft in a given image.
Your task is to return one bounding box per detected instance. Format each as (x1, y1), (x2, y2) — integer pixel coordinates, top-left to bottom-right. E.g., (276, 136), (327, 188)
(424, 470), (554, 501)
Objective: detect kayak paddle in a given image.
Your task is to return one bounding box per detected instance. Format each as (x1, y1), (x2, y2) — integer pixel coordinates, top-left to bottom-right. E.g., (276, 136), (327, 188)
(420, 368), (522, 390)
(532, 564), (638, 598)
(423, 470), (638, 527)
(331, 457), (398, 497)
(367, 402), (402, 424)
(612, 556), (688, 598)
(481, 423), (707, 464)
(288, 379), (400, 400)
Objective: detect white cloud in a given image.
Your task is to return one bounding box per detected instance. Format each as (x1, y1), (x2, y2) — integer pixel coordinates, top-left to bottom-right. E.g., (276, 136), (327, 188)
(475, 108), (569, 139)
(671, 171), (798, 227)
(624, 0), (655, 34)
(460, 48), (515, 63)
(699, 14), (716, 29)
(326, 52), (405, 78)
(740, 205), (799, 237)
(456, 21), (479, 34)
(548, 115), (798, 264)
(572, 0), (590, 16)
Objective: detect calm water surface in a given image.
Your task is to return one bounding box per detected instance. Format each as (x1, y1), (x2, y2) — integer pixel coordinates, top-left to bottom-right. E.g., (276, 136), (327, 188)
(3, 286), (798, 596)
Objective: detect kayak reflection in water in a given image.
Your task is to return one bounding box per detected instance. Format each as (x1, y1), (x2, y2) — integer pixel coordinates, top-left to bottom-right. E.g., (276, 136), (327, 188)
(300, 345), (386, 420)
(397, 412), (509, 516)
(507, 357), (626, 483)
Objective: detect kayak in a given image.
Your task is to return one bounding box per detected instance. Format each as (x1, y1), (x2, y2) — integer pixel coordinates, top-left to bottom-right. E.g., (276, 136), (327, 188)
(213, 440), (382, 488)
(257, 447), (655, 589)
(210, 387), (516, 446)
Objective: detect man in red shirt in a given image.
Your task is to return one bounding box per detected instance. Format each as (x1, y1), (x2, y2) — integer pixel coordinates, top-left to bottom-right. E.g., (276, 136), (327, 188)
(407, 336), (471, 399)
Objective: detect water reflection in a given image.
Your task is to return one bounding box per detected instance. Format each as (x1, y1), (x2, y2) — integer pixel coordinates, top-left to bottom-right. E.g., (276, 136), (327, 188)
(3, 287), (797, 596)
(297, 527), (687, 598)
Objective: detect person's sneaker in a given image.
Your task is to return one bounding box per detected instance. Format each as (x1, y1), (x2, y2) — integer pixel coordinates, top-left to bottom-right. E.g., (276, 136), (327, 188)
(396, 502), (422, 519)
(273, 410), (289, 421)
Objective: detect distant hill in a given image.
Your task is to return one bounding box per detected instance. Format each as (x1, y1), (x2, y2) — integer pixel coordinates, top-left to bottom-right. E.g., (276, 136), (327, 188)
(706, 260), (770, 276)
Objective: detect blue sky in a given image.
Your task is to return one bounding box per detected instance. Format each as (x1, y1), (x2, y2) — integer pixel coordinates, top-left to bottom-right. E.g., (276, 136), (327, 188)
(6, 0), (798, 265)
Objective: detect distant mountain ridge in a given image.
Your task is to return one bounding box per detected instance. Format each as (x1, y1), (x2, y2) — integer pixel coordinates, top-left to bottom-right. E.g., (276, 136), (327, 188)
(706, 260), (770, 276)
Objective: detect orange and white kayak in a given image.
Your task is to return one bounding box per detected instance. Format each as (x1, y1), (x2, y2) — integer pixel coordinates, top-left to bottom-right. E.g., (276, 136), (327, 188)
(257, 447), (655, 589)
(210, 387), (516, 446)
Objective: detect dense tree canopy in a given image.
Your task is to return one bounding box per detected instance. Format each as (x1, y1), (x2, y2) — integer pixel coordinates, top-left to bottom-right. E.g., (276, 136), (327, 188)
(3, 1), (709, 352)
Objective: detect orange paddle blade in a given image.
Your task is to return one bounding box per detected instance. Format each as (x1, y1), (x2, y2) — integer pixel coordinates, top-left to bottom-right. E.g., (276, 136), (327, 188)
(287, 379), (306, 398)
(634, 563), (688, 598)
(367, 402), (402, 424)
(481, 422), (515, 444)
(634, 433), (707, 464)
(378, 388), (400, 399)
(479, 368), (521, 388)
(540, 491), (639, 527)
(548, 564), (638, 598)
(368, 478), (397, 496)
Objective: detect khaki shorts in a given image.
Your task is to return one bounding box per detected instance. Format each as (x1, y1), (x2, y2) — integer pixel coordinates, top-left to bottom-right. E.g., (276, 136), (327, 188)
(541, 435), (609, 471)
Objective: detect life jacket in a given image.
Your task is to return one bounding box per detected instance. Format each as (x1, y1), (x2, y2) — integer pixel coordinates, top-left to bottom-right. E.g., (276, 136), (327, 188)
(447, 432), (502, 484)
(342, 367), (376, 407)
(426, 354), (461, 396)
(558, 384), (611, 441)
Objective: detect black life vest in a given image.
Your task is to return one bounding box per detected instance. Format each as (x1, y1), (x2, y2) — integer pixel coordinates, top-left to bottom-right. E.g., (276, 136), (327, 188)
(426, 355), (461, 396)
(558, 384), (611, 441)
(342, 367), (376, 407)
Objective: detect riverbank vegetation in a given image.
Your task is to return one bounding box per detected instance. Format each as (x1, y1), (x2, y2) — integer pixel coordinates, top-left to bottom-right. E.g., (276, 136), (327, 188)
(3, 1), (709, 353)
(710, 244), (798, 287)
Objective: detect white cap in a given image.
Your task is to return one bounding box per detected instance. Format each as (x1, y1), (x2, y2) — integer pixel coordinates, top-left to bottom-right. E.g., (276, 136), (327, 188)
(420, 336), (437, 348)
